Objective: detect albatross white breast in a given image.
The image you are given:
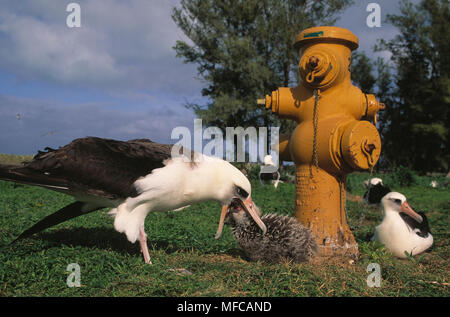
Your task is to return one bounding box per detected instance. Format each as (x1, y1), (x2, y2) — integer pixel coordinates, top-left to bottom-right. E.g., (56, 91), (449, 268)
(372, 192), (433, 258)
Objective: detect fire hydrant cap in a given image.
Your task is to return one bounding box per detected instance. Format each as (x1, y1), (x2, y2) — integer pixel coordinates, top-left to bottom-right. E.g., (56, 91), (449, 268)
(341, 121), (381, 170)
(294, 26), (359, 51)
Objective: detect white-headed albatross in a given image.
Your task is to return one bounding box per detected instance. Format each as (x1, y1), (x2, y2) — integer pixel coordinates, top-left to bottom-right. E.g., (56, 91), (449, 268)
(363, 177), (391, 204)
(258, 155), (281, 189)
(372, 192), (433, 258)
(0, 137), (267, 264)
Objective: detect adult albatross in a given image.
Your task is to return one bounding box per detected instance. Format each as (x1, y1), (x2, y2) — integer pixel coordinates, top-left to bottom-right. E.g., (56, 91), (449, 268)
(0, 137), (266, 264)
(372, 192), (433, 258)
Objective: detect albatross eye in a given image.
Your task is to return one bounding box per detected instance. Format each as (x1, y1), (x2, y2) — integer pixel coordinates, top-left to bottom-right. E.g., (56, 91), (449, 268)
(236, 186), (249, 199)
(392, 198), (402, 205)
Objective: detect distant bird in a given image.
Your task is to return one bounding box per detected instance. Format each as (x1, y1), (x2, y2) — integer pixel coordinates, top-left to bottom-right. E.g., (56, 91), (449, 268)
(429, 180), (450, 188)
(372, 192), (433, 258)
(363, 177), (391, 204)
(40, 130), (57, 137)
(224, 199), (317, 263)
(0, 137), (266, 264)
(259, 155), (281, 188)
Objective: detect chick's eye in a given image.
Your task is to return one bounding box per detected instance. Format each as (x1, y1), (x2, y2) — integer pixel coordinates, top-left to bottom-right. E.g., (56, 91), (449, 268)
(236, 186), (249, 199)
(393, 198), (402, 204)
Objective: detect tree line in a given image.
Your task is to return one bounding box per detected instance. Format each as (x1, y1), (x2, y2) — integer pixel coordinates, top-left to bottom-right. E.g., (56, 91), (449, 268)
(172, 0), (449, 173)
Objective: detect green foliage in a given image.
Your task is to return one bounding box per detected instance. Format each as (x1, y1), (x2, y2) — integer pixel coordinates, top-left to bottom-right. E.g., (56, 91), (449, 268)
(387, 166), (418, 187)
(359, 241), (394, 266)
(375, 0), (450, 173)
(279, 164), (296, 182)
(351, 52), (376, 93)
(246, 164), (261, 181)
(232, 162), (261, 180)
(172, 0), (353, 134)
(346, 173), (359, 193)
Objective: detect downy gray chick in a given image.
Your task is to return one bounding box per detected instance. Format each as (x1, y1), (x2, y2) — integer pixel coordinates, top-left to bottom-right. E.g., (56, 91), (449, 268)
(225, 198), (317, 263)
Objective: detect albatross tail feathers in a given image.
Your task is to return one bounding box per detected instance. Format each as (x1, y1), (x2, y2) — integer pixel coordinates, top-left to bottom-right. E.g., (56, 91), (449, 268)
(109, 203), (149, 243)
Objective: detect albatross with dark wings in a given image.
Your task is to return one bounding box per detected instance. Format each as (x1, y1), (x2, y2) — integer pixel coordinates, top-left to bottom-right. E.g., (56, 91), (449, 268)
(372, 192), (433, 258)
(0, 137), (267, 264)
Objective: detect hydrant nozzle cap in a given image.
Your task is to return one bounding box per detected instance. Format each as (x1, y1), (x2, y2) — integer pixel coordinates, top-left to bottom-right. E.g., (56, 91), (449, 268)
(257, 95), (273, 111)
(294, 26), (359, 51)
(257, 98), (266, 105)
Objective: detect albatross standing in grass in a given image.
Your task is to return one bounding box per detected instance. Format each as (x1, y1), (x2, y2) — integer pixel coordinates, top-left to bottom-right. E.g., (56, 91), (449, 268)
(0, 137), (266, 264)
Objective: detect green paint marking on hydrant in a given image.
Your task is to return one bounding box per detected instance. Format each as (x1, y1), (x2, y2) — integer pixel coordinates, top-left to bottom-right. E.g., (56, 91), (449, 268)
(303, 31), (324, 38)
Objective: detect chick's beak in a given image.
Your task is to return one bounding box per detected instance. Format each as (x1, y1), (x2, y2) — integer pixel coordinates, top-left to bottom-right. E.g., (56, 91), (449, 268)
(401, 201), (423, 223)
(214, 196), (267, 240)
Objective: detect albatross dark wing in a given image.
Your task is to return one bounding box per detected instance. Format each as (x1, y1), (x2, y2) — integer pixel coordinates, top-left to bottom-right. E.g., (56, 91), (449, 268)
(399, 211), (431, 238)
(363, 183), (391, 204)
(0, 137), (173, 242)
(1, 137), (173, 200)
(11, 202), (102, 243)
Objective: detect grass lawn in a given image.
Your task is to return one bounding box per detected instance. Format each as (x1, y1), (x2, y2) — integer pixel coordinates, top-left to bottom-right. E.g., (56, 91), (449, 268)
(0, 154), (33, 166)
(0, 166), (448, 297)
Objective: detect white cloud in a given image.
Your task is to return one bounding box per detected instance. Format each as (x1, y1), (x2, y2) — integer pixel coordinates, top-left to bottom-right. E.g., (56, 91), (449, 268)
(0, 93), (196, 154)
(0, 0), (205, 155)
(0, 11), (121, 85)
(0, 0), (201, 95)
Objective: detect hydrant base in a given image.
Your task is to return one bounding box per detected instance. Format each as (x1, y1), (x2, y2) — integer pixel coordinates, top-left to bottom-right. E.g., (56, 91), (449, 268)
(294, 165), (358, 258)
(317, 243), (359, 259)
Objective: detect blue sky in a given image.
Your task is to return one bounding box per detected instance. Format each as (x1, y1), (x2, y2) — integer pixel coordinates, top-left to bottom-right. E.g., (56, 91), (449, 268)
(0, 0), (419, 154)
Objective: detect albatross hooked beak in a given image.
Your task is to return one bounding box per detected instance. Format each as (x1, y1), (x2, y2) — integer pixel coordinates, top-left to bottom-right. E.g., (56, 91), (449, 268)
(401, 201), (423, 223)
(215, 196), (267, 239)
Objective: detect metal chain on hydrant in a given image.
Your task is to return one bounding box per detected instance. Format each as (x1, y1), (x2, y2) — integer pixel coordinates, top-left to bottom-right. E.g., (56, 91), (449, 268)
(312, 89), (321, 172)
(362, 139), (376, 175)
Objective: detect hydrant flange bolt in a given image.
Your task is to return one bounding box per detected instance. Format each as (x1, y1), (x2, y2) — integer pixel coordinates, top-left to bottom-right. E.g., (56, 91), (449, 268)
(308, 56), (320, 69)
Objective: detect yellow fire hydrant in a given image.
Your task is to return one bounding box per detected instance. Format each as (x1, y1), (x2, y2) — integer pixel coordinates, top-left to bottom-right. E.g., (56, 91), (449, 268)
(258, 26), (385, 257)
